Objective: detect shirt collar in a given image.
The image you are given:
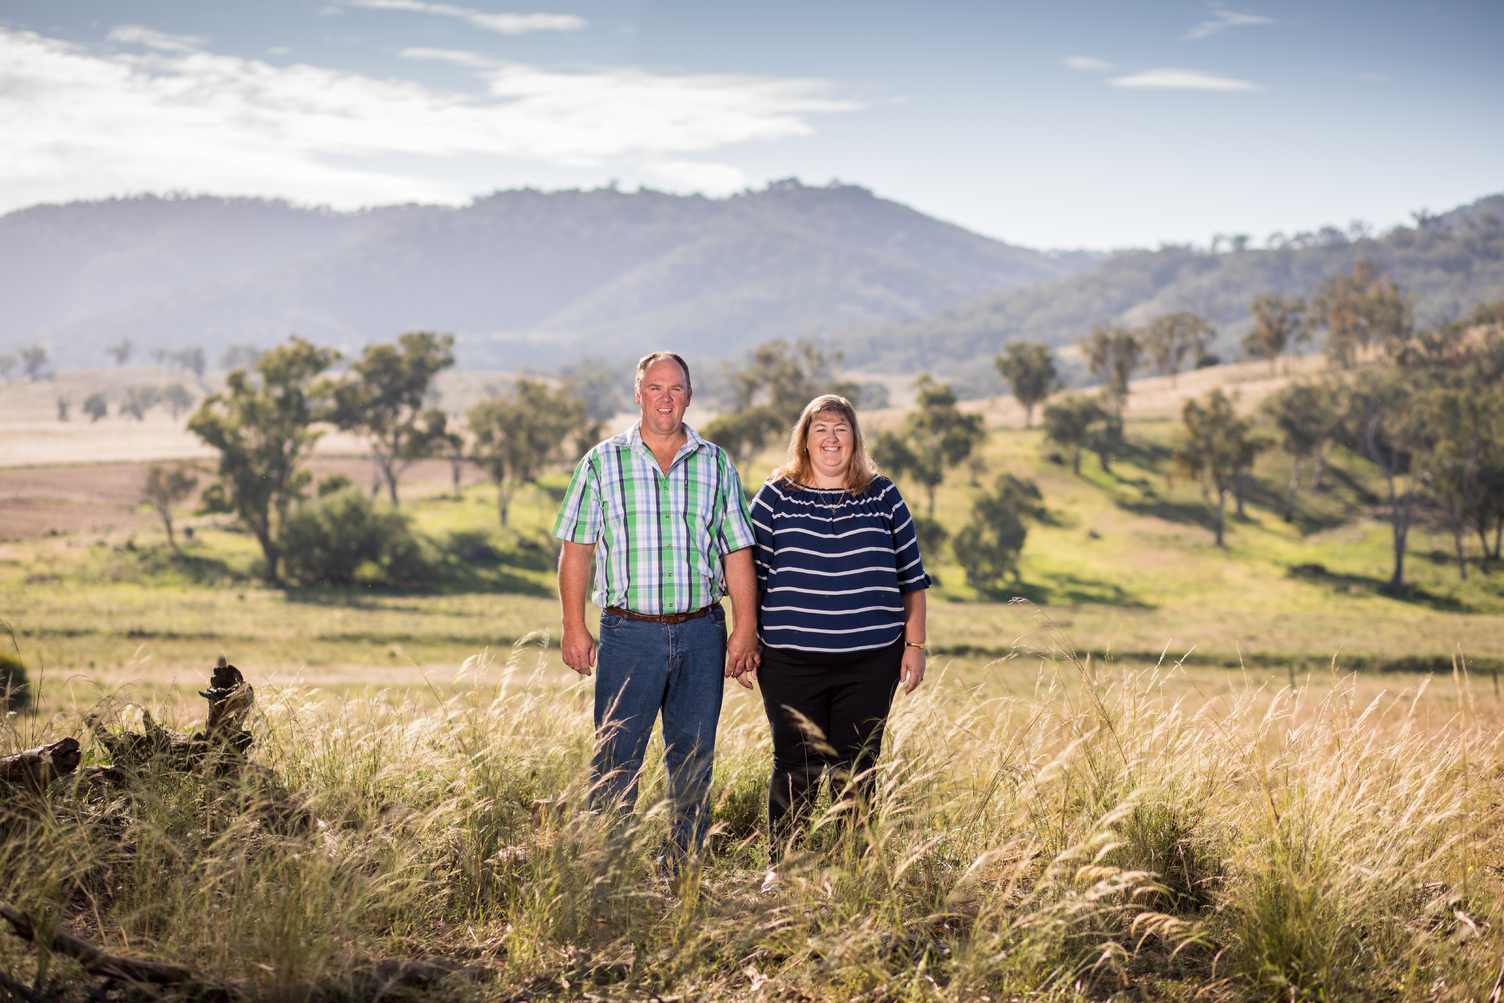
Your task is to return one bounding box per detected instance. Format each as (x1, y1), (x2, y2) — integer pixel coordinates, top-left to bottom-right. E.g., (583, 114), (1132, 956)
(626, 420), (705, 470)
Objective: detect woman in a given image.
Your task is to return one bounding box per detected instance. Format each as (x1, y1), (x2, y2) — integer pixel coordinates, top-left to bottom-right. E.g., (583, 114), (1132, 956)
(745, 393), (929, 854)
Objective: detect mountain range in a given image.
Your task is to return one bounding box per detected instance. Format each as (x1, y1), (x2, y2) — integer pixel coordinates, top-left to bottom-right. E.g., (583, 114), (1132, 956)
(836, 194), (1504, 394)
(0, 181), (1097, 370)
(4, 184), (1500, 387)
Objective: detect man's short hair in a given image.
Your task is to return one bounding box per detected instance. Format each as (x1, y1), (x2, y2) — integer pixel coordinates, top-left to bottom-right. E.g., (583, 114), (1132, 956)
(635, 352), (692, 390)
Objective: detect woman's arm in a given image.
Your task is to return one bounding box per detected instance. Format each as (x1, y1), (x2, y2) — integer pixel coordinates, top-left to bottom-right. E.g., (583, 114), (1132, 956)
(900, 589), (926, 694)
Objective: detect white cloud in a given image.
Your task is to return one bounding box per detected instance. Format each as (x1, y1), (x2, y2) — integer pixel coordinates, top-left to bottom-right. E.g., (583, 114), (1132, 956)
(1184, 8), (1275, 40)
(399, 46), (495, 67)
(0, 27), (853, 213)
(1063, 55), (1113, 71)
(106, 25), (206, 52)
(348, 0), (586, 35)
(1108, 68), (1263, 91)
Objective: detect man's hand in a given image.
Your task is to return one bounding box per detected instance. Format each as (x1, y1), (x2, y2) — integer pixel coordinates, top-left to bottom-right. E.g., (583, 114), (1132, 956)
(562, 622), (597, 676)
(899, 646), (926, 695)
(722, 547), (761, 689)
(557, 540), (598, 677)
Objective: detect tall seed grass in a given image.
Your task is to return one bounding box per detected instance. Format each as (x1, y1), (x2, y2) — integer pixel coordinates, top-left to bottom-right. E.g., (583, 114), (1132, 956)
(0, 623), (1500, 1001)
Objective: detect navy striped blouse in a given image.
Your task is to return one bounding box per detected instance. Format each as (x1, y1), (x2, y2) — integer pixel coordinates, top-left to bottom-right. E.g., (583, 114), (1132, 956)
(750, 475), (930, 654)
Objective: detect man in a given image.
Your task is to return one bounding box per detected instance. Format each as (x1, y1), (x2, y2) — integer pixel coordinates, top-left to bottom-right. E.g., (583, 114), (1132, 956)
(554, 351), (759, 862)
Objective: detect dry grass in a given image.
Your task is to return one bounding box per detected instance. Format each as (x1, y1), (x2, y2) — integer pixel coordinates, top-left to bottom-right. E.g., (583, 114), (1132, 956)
(1, 616), (1501, 1001)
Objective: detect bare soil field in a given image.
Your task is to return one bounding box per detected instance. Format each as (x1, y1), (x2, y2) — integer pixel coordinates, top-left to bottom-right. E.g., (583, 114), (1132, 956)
(0, 457), (492, 542)
(0, 366), (537, 467)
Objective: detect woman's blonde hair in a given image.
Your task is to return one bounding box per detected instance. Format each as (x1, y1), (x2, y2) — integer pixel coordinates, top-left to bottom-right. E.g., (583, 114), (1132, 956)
(770, 394), (880, 495)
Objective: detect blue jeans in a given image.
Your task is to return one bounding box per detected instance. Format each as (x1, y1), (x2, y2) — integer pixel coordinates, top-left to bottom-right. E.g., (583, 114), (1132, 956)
(592, 604), (727, 855)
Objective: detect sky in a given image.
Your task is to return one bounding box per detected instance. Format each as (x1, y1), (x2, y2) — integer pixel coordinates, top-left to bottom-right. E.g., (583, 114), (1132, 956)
(1, 0), (1500, 249)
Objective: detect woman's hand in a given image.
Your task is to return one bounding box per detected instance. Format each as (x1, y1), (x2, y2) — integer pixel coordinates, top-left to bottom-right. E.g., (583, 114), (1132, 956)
(900, 590), (927, 694)
(900, 646), (925, 694)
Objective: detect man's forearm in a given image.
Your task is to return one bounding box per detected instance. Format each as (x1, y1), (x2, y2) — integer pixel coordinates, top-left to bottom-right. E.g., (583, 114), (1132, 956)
(558, 541), (595, 628)
(722, 547), (758, 633)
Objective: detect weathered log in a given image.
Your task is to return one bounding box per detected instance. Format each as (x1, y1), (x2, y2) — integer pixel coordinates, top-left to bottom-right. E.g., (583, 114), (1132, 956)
(87, 657), (254, 774)
(191, 656), (254, 760)
(0, 737), (81, 795)
(0, 901), (194, 985)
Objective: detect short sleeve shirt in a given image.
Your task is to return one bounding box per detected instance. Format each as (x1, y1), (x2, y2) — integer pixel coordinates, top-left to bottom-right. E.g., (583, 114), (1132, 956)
(552, 422), (757, 615)
(750, 475), (930, 653)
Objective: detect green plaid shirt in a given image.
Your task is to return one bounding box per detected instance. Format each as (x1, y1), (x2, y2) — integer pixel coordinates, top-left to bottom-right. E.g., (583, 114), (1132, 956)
(552, 422), (756, 615)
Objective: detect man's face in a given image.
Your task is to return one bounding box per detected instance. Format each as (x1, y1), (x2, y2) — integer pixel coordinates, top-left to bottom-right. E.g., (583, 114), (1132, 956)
(635, 358), (692, 437)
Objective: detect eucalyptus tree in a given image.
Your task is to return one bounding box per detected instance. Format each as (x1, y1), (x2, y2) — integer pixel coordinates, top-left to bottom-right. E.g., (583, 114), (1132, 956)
(1418, 384), (1503, 580)
(325, 331), (455, 505)
(468, 378), (585, 527)
(703, 339), (858, 468)
(1143, 311), (1215, 386)
(1310, 261), (1413, 367)
(1041, 393), (1106, 475)
(141, 462), (200, 555)
(1241, 293), (1308, 374)
(188, 336), (340, 584)
(994, 342), (1059, 428)
(1079, 325), (1141, 403)
(1173, 389), (1268, 547)
(871, 375), (985, 514)
(20, 345), (47, 381)
(1340, 369), (1430, 588)
(1261, 380), (1342, 521)
(954, 473), (1045, 595)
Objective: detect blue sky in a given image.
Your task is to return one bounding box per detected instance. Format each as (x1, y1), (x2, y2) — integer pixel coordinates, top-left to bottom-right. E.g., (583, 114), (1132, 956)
(1, 0), (1500, 248)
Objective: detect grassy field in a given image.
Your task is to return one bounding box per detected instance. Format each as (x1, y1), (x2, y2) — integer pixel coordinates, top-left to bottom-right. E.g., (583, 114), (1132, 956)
(3, 371), (1504, 1000)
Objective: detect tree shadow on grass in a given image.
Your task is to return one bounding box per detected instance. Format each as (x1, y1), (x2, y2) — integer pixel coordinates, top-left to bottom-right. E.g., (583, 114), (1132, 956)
(1114, 497), (1219, 532)
(1286, 564), (1467, 612)
(983, 573), (1151, 608)
(1114, 436), (1173, 472)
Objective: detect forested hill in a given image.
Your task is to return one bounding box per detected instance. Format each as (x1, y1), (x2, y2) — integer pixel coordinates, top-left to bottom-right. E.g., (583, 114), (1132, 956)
(1, 182), (1097, 370)
(838, 193), (1504, 389)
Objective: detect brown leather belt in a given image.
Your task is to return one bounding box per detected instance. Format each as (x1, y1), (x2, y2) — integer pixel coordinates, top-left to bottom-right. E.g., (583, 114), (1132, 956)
(604, 602), (720, 625)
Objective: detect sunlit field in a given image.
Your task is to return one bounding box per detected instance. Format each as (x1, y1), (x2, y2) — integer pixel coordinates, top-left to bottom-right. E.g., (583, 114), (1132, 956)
(3, 618), (1501, 1001)
(4, 386), (1504, 1000)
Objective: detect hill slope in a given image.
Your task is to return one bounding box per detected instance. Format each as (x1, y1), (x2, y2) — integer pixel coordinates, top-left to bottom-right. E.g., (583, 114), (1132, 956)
(3, 182), (1096, 369)
(840, 193), (1504, 390)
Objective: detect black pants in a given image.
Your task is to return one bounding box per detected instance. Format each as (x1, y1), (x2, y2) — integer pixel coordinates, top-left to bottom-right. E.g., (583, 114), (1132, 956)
(758, 636), (904, 851)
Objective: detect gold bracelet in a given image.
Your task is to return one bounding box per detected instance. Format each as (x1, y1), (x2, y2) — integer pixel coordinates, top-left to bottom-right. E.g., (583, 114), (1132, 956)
(904, 641), (926, 650)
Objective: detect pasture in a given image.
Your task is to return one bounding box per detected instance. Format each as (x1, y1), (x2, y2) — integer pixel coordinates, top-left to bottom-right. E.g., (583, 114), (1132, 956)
(2, 363), (1503, 1000)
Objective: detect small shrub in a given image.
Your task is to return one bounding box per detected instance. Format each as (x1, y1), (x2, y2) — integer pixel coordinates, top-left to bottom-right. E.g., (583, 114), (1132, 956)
(1106, 800), (1220, 911)
(316, 473), (353, 497)
(278, 487), (434, 588)
(0, 650), (31, 712)
(954, 473), (1044, 595)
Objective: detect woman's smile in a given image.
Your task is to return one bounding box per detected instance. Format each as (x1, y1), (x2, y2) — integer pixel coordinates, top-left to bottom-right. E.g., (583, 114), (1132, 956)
(806, 412), (853, 486)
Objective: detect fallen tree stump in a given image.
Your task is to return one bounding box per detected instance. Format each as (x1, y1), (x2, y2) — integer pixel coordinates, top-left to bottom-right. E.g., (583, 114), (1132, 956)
(78, 657), (314, 833)
(0, 737), (81, 795)
(0, 901), (194, 985)
(1, 901), (486, 998)
(88, 657), (254, 774)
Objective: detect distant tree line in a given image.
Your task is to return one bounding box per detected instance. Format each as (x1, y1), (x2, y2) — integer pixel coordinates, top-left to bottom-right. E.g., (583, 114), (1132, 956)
(1145, 263), (1504, 585)
(185, 332), (605, 586)
(1256, 291), (1504, 587)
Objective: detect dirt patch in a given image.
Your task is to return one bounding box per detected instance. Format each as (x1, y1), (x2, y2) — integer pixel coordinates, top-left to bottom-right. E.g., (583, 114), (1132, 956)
(0, 458), (488, 540)
(0, 498), (154, 540)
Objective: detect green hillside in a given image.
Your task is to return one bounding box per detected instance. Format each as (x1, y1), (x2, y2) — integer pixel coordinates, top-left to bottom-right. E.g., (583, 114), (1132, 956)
(6, 380), (1500, 689)
(840, 194), (1504, 394)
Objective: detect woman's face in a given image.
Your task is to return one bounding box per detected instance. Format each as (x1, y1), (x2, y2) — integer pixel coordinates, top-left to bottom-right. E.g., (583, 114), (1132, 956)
(806, 410), (854, 482)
